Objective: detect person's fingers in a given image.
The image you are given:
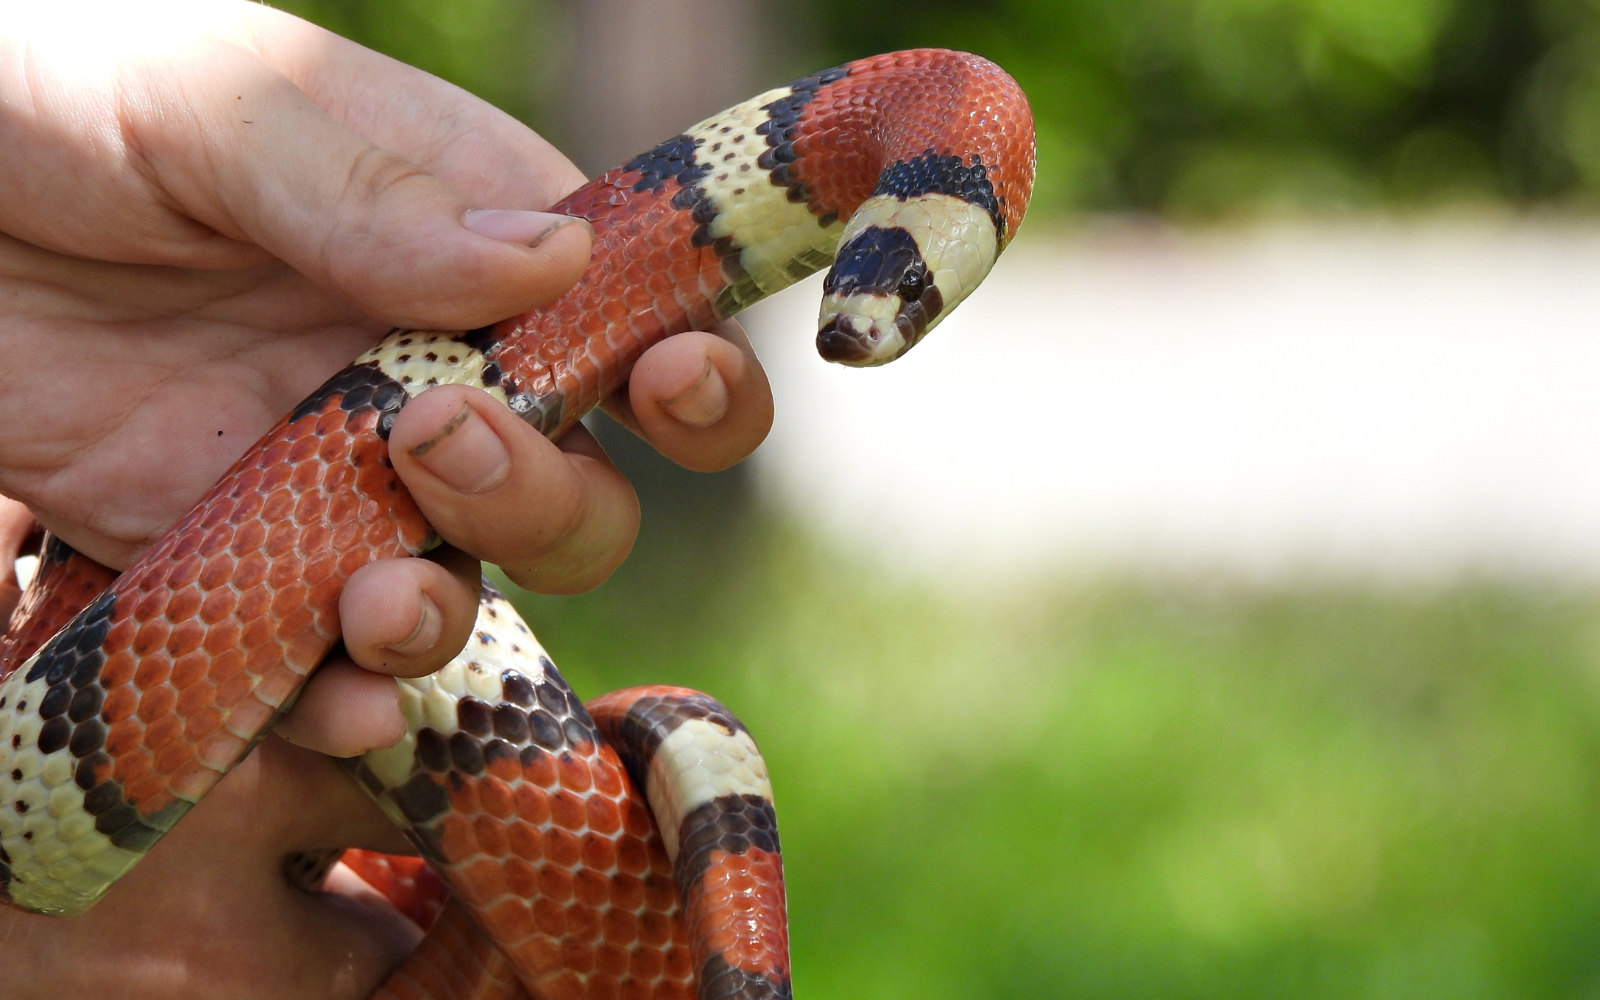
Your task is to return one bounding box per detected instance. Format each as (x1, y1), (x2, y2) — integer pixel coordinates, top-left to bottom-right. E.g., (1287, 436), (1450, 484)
(124, 45), (594, 329)
(388, 385), (639, 595)
(602, 319), (774, 473)
(218, 735), (410, 857)
(0, 3), (593, 330)
(280, 539), (489, 758)
(338, 545), (483, 677)
(17, 735), (417, 1000)
(276, 543), (486, 756)
(273, 657), (404, 759)
(0, 497), (38, 625)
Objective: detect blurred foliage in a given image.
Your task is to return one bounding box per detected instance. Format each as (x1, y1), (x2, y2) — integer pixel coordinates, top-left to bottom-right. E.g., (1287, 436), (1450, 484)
(275, 0), (1600, 217)
(272, 0), (562, 129)
(511, 514), (1600, 1000)
(805, 0), (1600, 217)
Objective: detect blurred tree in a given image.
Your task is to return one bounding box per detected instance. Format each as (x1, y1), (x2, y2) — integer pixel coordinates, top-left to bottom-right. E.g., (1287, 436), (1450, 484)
(555, 0), (766, 176)
(273, 0), (1600, 215)
(274, 0), (771, 175)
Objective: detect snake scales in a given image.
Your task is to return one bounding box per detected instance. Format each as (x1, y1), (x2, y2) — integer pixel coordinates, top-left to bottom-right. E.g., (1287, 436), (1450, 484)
(0, 48), (1035, 1000)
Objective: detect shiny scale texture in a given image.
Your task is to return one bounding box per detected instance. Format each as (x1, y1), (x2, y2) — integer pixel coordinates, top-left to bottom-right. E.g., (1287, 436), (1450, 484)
(0, 47), (1035, 999)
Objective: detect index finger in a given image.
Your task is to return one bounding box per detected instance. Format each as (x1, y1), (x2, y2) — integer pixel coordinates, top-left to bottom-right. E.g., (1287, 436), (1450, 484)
(602, 319), (776, 473)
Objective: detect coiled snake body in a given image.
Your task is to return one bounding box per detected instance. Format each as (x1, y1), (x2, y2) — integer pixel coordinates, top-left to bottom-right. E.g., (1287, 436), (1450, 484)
(0, 49), (1035, 1000)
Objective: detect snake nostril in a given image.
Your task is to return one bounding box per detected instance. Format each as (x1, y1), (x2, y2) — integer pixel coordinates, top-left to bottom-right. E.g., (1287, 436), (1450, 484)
(816, 319), (873, 362)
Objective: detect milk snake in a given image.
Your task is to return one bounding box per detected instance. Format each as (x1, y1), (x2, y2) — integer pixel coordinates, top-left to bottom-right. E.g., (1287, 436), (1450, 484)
(0, 49), (1034, 999)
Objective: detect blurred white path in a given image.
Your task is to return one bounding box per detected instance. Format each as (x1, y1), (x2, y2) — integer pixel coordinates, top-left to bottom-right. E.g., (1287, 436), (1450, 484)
(742, 218), (1600, 582)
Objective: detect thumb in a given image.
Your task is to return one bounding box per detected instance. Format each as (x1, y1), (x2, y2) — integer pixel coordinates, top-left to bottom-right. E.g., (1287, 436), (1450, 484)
(130, 40), (592, 330)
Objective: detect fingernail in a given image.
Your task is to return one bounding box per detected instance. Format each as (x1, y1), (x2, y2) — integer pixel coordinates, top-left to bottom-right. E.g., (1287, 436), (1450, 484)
(657, 359), (729, 428)
(386, 593), (441, 655)
(463, 209), (591, 246)
(408, 402), (510, 492)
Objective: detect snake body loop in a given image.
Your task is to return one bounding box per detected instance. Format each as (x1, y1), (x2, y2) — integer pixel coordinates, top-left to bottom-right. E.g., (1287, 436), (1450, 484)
(0, 49), (1035, 1000)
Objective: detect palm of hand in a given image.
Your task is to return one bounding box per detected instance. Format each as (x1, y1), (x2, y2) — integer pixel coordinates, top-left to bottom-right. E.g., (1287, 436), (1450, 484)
(0, 252), (385, 567)
(0, 3), (590, 569)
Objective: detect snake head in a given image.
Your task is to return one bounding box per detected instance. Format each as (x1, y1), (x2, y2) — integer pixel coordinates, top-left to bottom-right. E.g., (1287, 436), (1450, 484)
(816, 192), (1001, 367)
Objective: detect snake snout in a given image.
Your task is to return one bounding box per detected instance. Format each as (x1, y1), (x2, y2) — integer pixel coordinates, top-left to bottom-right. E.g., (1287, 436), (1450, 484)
(815, 316), (876, 363)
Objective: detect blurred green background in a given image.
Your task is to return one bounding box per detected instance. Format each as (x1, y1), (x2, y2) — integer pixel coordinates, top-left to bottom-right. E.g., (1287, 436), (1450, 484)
(273, 0), (1600, 996)
(281, 0), (1600, 216)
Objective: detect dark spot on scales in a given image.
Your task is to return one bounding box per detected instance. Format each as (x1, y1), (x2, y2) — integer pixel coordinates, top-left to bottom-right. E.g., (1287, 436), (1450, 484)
(562, 718), (591, 746)
(675, 793), (781, 902)
(753, 64), (850, 219)
(27, 590), (115, 686)
(699, 955), (793, 1000)
(529, 712), (564, 752)
(456, 697), (493, 738)
(873, 150), (1005, 240)
(82, 782), (120, 816)
(76, 754), (109, 790)
(492, 704), (529, 743)
(391, 773), (450, 825)
(479, 740), (517, 775)
(599, 691), (752, 806)
(448, 731), (486, 775)
(536, 681), (567, 716)
(624, 134), (711, 194)
(286, 362), (408, 441)
(36, 718), (69, 755)
(69, 720), (106, 759)
(519, 744), (548, 771)
(68, 686), (103, 724)
(502, 672), (534, 707)
(38, 685), (67, 720)
(42, 535), (78, 566)
(415, 728), (450, 773)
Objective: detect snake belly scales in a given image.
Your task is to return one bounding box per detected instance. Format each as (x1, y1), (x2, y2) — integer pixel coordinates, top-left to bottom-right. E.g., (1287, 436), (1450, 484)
(0, 49), (1035, 1000)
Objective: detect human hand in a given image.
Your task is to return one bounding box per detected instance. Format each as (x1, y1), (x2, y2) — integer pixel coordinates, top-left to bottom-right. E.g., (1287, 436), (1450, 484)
(0, 1), (773, 995)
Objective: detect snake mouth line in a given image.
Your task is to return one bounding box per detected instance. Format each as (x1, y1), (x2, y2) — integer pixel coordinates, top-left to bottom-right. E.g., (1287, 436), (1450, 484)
(816, 279), (945, 366)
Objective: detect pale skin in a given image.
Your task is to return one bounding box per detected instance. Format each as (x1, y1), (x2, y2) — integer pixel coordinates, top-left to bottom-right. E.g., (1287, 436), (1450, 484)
(0, 2), (775, 996)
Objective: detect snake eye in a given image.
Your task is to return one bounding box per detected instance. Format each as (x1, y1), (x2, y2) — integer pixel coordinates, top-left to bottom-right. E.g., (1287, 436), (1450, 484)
(897, 267), (926, 302)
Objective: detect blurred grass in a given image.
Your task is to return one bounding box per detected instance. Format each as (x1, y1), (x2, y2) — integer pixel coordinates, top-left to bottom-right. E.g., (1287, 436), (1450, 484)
(507, 498), (1600, 999)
